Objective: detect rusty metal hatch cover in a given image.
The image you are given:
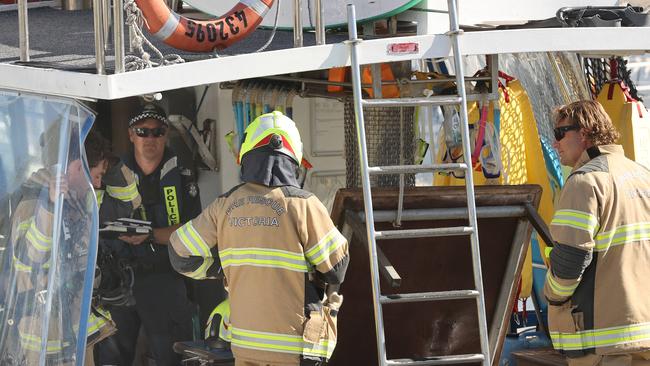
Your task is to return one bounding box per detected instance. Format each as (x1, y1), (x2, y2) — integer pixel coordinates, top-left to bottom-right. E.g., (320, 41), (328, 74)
(329, 185), (543, 366)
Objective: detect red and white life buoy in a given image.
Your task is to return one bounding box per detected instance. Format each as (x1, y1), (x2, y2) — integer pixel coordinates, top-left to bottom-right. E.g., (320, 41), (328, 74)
(135, 0), (274, 52)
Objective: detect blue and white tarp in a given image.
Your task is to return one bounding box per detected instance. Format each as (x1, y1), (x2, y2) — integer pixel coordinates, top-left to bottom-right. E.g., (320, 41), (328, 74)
(0, 90), (98, 366)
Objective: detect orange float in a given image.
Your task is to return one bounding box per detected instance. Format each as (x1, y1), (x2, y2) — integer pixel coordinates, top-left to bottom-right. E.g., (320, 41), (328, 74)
(135, 0), (274, 52)
(326, 64), (400, 97)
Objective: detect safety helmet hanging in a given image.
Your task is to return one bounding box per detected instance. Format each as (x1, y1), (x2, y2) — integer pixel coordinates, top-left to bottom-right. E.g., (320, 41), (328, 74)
(238, 111), (303, 165)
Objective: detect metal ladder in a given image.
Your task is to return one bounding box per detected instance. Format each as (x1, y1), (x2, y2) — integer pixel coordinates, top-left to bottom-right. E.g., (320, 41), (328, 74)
(345, 1), (491, 365)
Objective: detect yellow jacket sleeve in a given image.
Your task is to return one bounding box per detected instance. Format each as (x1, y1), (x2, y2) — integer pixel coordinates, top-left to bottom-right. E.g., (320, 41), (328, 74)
(544, 173), (600, 303)
(302, 196), (349, 284)
(169, 198), (221, 279)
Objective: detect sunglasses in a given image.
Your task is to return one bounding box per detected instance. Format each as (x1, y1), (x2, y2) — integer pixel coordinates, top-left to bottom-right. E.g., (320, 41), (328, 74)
(553, 125), (580, 141)
(133, 127), (167, 138)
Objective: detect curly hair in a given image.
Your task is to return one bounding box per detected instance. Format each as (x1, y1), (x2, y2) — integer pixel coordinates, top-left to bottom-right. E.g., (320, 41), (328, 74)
(554, 100), (620, 145)
(85, 130), (115, 169)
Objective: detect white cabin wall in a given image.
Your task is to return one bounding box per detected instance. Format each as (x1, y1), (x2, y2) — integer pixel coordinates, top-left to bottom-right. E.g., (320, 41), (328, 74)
(292, 96), (346, 182)
(294, 97), (347, 211)
(193, 85), (238, 208)
(195, 84), (346, 211)
(194, 84), (224, 208)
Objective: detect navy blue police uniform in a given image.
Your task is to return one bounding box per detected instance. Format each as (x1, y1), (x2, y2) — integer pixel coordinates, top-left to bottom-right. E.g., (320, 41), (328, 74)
(100, 148), (200, 366)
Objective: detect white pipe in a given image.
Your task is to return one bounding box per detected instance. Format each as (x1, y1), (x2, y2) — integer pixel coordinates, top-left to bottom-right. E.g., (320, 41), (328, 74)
(18, 0), (29, 61)
(315, 0), (325, 45)
(293, 0), (303, 47)
(113, 0), (125, 73)
(93, 0), (106, 74)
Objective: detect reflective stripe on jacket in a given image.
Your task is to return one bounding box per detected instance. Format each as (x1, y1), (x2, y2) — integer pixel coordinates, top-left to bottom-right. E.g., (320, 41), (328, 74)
(169, 182), (349, 364)
(105, 162), (141, 206)
(544, 145), (650, 357)
(86, 306), (116, 347)
(10, 170), (55, 293)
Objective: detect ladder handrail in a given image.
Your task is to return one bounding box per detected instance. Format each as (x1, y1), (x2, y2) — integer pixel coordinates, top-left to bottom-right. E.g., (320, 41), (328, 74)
(447, 0), (491, 364)
(346, 4), (388, 364)
(346, 1), (491, 365)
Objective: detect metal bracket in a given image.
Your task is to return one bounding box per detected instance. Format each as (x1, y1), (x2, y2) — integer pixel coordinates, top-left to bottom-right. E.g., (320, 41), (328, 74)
(343, 39), (362, 45)
(445, 29), (464, 36)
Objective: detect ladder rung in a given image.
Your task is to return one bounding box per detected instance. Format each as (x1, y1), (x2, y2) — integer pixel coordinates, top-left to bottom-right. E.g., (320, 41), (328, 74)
(387, 354), (485, 366)
(380, 290), (479, 304)
(375, 226), (473, 240)
(368, 163), (467, 175)
(361, 96), (462, 107)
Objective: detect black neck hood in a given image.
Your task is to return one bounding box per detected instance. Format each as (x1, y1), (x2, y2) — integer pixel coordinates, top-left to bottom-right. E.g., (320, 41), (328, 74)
(240, 147), (300, 188)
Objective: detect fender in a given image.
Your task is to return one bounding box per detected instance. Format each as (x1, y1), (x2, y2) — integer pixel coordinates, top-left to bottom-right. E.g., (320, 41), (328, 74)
(135, 0), (274, 52)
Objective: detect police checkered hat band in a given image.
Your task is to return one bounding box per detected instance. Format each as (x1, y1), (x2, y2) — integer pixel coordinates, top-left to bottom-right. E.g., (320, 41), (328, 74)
(129, 104), (168, 127)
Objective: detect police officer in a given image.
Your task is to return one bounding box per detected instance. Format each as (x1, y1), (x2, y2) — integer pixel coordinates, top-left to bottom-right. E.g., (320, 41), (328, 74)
(169, 111), (349, 366)
(545, 100), (650, 366)
(98, 103), (199, 366)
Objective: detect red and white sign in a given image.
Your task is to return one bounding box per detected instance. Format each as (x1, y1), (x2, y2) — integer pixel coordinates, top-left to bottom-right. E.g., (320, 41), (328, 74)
(386, 42), (419, 55)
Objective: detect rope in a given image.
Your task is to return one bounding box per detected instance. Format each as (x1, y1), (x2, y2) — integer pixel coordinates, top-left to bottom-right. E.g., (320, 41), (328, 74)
(584, 57), (642, 102)
(254, 0), (282, 53)
(123, 0), (185, 71)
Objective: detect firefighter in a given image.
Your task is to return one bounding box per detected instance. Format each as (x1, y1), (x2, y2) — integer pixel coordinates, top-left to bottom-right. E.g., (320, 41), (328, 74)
(91, 133), (143, 365)
(97, 103), (199, 366)
(544, 100), (650, 366)
(0, 129), (116, 366)
(169, 111), (350, 366)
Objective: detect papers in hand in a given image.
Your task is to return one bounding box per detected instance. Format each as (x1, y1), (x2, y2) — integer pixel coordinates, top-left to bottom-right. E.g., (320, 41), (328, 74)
(100, 218), (152, 239)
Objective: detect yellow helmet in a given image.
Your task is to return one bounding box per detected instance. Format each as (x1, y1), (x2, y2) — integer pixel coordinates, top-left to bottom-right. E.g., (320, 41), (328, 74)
(238, 111), (303, 165)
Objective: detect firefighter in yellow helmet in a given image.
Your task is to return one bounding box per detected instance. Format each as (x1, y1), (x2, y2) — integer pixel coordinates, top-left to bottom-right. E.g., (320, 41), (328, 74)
(169, 111), (349, 366)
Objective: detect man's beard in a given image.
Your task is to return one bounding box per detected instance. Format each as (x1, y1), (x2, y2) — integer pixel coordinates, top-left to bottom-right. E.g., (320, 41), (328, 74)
(141, 144), (161, 160)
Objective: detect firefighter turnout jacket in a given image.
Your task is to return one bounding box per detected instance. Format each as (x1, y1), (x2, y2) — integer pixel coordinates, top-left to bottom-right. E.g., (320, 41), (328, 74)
(2, 161), (140, 363)
(6, 169), (104, 363)
(91, 160), (143, 344)
(544, 144), (650, 357)
(98, 160), (142, 220)
(169, 182), (349, 364)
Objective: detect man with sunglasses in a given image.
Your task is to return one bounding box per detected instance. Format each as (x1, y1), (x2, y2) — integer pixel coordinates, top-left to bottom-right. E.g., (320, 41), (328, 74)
(97, 103), (201, 366)
(544, 100), (650, 366)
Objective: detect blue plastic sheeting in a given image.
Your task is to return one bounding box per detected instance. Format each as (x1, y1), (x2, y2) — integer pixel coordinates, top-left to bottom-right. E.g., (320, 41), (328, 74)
(499, 330), (552, 366)
(531, 235), (549, 313)
(0, 90), (98, 366)
(531, 137), (565, 317)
